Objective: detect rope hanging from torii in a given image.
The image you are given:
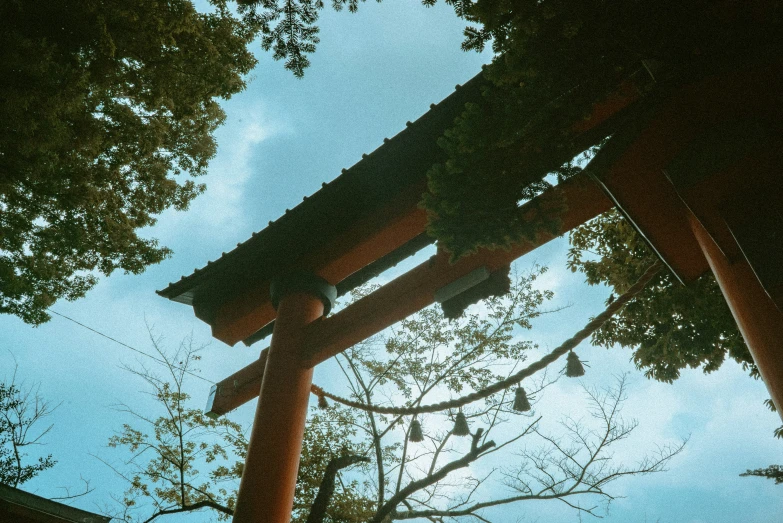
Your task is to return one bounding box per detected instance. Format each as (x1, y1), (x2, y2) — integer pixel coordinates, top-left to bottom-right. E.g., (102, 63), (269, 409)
(309, 261), (663, 416)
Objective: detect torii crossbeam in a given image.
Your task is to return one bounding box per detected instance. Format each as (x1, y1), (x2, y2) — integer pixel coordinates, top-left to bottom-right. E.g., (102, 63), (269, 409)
(158, 55), (783, 523)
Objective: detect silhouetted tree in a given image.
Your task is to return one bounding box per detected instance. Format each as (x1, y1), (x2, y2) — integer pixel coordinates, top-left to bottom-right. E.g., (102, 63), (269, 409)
(1, 1), (258, 324)
(741, 465), (783, 485)
(0, 368), (56, 487)
(105, 270), (684, 522)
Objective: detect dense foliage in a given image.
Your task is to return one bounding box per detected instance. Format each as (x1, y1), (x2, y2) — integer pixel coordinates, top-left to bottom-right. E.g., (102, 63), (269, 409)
(0, 0), (258, 324)
(568, 211), (783, 446)
(423, 0), (781, 258)
(109, 271), (683, 521)
(567, 210), (753, 383)
(292, 408), (376, 523)
(0, 380), (56, 487)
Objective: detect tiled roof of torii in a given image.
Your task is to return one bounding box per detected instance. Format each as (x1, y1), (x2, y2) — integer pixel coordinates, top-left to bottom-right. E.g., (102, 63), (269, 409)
(156, 60), (645, 346)
(157, 71), (487, 317)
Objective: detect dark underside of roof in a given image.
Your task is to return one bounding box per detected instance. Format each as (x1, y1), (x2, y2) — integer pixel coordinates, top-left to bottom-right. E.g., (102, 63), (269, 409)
(157, 71), (488, 319)
(0, 483), (110, 523)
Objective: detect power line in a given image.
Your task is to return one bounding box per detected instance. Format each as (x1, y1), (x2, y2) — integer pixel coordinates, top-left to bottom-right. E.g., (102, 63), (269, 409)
(48, 309), (215, 385)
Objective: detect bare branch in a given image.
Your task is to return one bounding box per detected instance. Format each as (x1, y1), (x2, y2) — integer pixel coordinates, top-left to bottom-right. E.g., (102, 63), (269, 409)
(50, 476), (95, 501)
(372, 429), (495, 523)
(141, 499), (233, 523)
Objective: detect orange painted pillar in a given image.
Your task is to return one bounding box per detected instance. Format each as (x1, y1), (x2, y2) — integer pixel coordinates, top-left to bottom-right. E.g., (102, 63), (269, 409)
(233, 274), (335, 523)
(690, 217), (783, 418)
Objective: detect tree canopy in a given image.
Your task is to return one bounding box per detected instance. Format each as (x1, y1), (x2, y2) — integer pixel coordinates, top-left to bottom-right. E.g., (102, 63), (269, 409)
(1, 0), (258, 324)
(105, 272), (684, 522)
(417, 0), (782, 419)
(7, 0), (777, 329)
(567, 210), (754, 384)
(422, 0), (781, 258)
(1, 373), (56, 488)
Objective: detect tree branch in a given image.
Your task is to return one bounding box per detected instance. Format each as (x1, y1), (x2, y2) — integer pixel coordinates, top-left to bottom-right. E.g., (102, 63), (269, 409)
(306, 454), (370, 523)
(371, 429), (495, 523)
(141, 500), (233, 523)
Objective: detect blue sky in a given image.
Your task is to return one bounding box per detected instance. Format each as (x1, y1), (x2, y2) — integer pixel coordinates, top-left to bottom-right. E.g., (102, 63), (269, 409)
(2, 1), (782, 521)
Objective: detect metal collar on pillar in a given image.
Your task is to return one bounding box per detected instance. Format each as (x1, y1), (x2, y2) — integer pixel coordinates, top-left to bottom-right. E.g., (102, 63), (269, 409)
(270, 271), (337, 315)
(233, 271), (336, 523)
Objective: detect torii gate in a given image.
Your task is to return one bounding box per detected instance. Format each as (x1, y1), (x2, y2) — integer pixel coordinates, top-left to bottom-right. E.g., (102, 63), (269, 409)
(158, 55), (783, 522)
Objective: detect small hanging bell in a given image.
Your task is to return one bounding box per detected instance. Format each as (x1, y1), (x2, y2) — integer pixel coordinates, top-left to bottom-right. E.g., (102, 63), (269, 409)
(513, 387), (531, 412)
(566, 351), (586, 377)
(409, 419), (424, 442)
(452, 411), (470, 436)
(317, 393), (328, 409)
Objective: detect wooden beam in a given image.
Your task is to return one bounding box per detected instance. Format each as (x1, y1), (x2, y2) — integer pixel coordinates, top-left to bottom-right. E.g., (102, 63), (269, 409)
(207, 175), (611, 416)
(205, 348), (268, 419)
(300, 175), (611, 367)
(210, 182), (428, 345)
(596, 59), (783, 283)
(691, 216), (783, 419)
(199, 69), (647, 347)
(233, 292), (324, 523)
(724, 188), (783, 311)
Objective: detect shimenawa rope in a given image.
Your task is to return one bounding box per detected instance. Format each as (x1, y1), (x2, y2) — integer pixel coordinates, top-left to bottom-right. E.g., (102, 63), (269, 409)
(310, 261), (662, 415)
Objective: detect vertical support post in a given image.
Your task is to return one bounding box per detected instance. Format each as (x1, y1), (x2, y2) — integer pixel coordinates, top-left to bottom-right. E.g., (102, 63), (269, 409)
(690, 216), (783, 418)
(233, 274), (336, 523)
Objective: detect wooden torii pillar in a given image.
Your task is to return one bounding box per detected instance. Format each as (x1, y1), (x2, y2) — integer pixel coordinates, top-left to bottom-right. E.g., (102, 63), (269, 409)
(232, 276), (335, 522)
(157, 69), (624, 521)
(592, 59), (783, 411)
(158, 59), (783, 522)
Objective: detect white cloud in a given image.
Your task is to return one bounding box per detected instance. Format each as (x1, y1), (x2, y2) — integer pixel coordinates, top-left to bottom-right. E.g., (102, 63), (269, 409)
(530, 261), (568, 294)
(152, 101), (289, 243)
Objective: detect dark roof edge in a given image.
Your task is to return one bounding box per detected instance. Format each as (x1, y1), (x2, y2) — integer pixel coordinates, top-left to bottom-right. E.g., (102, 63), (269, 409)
(241, 231), (436, 346)
(157, 70), (487, 302)
(0, 483), (111, 523)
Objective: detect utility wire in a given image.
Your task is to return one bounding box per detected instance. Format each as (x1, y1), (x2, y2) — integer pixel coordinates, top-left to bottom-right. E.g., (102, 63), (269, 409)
(51, 260), (661, 409)
(48, 309), (215, 385)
